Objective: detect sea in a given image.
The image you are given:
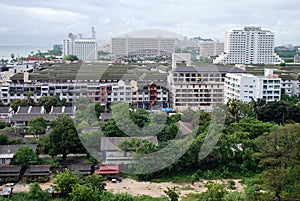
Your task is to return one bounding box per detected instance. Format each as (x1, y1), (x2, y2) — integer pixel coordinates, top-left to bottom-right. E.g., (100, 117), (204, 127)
(0, 45), (52, 60)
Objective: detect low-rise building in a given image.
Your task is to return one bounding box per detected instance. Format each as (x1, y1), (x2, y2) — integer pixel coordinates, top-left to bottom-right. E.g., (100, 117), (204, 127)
(224, 70), (281, 103)
(168, 66), (245, 112)
(0, 165), (21, 183)
(100, 137), (158, 165)
(0, 144), (37, 165)
(0, 107), (14, 123)
(23, 165), (51, 182)
(294, 54), (300, 63)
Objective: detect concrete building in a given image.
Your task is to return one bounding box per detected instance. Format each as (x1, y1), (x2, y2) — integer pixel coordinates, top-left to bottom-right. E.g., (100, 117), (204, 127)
(168, 66), (245, 112)
(63, 27), (97, 61)
(111, 37), (175, 57)
(199, 40), (225, 57)
(294, 54), (300, 63)
(110, 80), (132, 104)
(224, 69), (281, 103)
(0, 64), (171, 110)
(214, 26), (283, 65)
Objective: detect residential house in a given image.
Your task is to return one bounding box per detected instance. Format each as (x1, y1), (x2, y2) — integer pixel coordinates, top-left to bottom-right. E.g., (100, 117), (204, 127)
(0, 165), (22, 183)
(69, 164), (92, 175)
(100, 137), (158, 165)
(0, 107), (14, 123)
(0, 144), (37, 165)
(23, 165), (51, 182)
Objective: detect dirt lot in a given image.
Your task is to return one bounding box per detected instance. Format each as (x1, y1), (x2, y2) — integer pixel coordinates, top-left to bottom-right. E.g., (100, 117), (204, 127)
(106, 178), (244, 198)
(12, 178), (244, 199)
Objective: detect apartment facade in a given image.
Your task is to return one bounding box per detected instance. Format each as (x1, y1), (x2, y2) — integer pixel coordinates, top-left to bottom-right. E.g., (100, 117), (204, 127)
(168, 66), (245, 112)
(199, 40), (224, 57)
(294, 54), (300, 63)
(0, 77), (170, 110)
(224, 73), (281, 103)
(214, 26), (283, 65)
(111, 37), (175, 57)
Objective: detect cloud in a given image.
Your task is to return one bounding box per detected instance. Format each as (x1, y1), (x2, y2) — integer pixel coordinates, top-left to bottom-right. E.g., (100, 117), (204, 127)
(0, 0), (299, 45)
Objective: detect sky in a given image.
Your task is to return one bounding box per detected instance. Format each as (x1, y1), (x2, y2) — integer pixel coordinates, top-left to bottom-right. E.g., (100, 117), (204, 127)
(0, 0), (299, 46)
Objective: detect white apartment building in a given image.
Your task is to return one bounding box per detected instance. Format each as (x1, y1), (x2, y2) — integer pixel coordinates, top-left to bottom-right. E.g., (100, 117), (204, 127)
(168, 66), (245, 112)
(111, 37), (175, 57)
(214, 26), (283, 65)
(292, 80), (300, 95)
(199, 40), (224, 57)
(224, 72), (281, 103)
(110, 81), (132, 104)
(63, 28), (97, 61)
(279, 76), (300, 96)
(281, 78), (293, 96)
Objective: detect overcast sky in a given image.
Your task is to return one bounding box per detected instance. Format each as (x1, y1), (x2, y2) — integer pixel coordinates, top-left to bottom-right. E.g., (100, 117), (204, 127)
(0, 0), (299, 46)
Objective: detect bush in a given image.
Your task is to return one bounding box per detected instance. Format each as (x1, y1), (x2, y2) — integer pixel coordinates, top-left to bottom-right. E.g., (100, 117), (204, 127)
(27, 182), (51, 201)
(224, 191), (245, 201)
(227, 180), (236, 190)
(0, 122), (8, 129)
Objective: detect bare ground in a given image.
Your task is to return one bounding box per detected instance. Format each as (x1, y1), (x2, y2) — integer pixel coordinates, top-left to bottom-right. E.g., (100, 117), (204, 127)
(11, 178), (244, 199)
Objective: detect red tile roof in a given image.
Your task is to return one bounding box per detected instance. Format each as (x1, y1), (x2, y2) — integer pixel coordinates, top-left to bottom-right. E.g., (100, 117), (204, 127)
(94, 165), (119, 175)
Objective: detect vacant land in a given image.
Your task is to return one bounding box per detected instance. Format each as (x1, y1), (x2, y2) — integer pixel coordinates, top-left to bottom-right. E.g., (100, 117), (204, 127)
(106, 178), (244, 198)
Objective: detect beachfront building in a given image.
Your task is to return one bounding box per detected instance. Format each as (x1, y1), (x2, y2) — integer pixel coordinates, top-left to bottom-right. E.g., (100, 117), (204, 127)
(111, 37), (175, 57)
(62, 27), (97, 61)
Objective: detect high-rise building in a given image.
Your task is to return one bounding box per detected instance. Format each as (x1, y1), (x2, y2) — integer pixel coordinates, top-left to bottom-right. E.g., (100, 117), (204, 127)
(111, 37), (175, 57)
(62, 27), (97, 61)
(199, 40), (224, 58)
(214, 26), (283, 65)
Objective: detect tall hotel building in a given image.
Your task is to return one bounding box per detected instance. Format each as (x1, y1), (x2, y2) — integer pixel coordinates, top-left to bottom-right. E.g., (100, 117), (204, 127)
(63, 27), (97, 61)
(213, 26), (283, 65)
(111, 37), (175, 57)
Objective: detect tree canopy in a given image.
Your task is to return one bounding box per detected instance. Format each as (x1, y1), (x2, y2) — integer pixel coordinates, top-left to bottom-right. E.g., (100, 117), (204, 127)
(11, 146), (39, 168)
(38, 114), (86, 160)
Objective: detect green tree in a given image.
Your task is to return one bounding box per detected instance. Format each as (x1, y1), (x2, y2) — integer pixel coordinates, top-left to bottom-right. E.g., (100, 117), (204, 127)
(100, 119), (127, 137)
(38, 96), (64, 113)
(256, 100), (300, 124)
(28, 116), (47, 137)
(10, 99), (28, 112)
(63, 55), (79, 62)
(164, 186), (179, 201)
(69, 184), (98, 201)
(27, 182), (51, 201)
(255, 123), (300, 200)
(83, 174), (106, 192)
(53, 169), (80, 196)
(0, 134), (9, 145)
(199, 182), (227, 201)
(11, 146), (39, 168)
(40, 114), (86, 160)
